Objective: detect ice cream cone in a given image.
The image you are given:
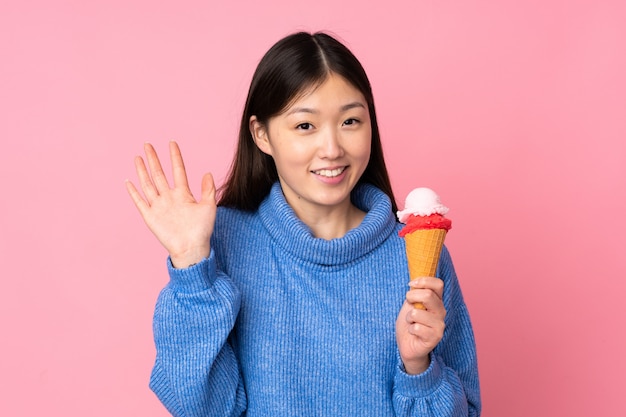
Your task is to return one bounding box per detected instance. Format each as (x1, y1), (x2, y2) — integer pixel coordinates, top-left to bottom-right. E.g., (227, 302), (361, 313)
(404, 228), (447, 279)
(403, 228), (447, 309)
(397, 188), (452, 310)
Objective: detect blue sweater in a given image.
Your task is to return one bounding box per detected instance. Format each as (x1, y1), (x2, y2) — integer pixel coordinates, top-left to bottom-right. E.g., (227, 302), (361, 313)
(149, 183), (481, 416)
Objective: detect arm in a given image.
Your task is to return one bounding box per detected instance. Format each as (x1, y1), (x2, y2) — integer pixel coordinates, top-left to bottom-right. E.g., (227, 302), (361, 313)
(149, 254), (246, 416)
(126, 142), (247, 414)
(393, 246), (481, 416)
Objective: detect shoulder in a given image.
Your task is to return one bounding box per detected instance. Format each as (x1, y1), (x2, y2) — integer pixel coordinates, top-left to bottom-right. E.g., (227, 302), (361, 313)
(214, 206), (261, 237)
(436, 244), (470, 316)
(212, 206), (268, 271)
(438, 245), (456, 280)
(213, 206), (265, 253)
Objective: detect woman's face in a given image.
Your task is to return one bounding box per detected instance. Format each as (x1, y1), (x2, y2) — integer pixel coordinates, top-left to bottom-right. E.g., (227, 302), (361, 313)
(251, 73), (372, 217)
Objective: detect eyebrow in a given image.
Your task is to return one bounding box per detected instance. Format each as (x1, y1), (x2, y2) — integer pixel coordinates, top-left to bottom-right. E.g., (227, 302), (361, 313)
(286, 101), (366, 116)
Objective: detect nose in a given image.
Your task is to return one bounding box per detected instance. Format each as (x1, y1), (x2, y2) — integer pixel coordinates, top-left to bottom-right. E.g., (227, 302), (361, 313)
(318, 127), (344, 159)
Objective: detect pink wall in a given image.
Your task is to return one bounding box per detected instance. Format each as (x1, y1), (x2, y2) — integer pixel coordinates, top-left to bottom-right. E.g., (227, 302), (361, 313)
(1, 1), (624, 415)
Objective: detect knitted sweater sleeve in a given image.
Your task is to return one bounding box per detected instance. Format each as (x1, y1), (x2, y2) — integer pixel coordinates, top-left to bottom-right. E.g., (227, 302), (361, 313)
(149, 251), (246, 417)
(392, 246), (481, 417)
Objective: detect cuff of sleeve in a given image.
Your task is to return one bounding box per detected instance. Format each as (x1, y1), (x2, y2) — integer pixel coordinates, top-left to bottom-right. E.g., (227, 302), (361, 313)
(166, 250), (217, 293)
(395, 352), (443, 398)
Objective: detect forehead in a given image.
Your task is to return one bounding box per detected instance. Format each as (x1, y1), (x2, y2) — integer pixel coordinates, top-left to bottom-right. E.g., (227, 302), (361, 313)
(281, 73), (366, 114)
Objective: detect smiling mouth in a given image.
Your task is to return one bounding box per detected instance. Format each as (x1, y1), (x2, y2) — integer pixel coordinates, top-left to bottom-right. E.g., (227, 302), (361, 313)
(312, 167), (347, 178)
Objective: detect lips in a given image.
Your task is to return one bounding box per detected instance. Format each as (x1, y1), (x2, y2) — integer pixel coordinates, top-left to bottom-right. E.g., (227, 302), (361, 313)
(312, 167), (347, 178)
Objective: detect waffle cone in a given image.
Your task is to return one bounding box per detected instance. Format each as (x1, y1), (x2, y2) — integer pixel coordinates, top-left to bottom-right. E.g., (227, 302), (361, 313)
(404, 228), (447, 279)
(403, 228), (447, 309)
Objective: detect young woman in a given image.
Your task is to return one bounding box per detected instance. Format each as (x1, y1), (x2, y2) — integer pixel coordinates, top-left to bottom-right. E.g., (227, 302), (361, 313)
(127, 32), (481, 416)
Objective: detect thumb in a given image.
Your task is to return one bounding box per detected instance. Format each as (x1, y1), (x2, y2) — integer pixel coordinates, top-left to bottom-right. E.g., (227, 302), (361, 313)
(200, 172), (216, 205)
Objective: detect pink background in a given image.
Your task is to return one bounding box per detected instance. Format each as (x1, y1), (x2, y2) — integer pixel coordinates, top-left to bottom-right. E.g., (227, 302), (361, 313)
(1, 1), (624, 415)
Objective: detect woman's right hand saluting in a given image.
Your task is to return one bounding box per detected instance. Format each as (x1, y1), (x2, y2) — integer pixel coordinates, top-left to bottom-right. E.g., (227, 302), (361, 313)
(126, 141), (216, 268)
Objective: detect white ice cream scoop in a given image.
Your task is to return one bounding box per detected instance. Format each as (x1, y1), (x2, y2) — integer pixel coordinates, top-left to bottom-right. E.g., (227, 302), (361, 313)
(396, 187), (449, 223)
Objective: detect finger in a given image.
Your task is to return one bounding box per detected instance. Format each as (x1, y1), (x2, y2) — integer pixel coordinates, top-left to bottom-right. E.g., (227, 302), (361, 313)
(144, 142), (171, 192)
(200, 172), (216, 205)
(408, 319), (445, 343)
(405, 305), (445, 328)
(406, 288), (445, 313)
(125, 179), (149, 216)
(409, 277), (445, 299)
(134, 155), (158, 203)
(169, 141), (190, 190)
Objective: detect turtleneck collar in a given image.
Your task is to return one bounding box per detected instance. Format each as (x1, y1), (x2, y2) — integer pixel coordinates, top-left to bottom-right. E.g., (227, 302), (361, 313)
(258, 182), (397, 266)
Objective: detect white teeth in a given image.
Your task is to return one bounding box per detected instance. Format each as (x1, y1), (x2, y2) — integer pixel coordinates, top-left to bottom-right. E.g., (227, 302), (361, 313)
(314, 167), (345, 177)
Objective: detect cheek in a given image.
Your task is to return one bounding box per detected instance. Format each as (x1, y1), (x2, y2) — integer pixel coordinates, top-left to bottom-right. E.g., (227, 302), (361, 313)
(268, 137), (310, 168)
(353, 133), (372, 161)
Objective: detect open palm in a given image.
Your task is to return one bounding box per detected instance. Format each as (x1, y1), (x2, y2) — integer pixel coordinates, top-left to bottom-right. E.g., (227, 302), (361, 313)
(126, 142), (216, 268)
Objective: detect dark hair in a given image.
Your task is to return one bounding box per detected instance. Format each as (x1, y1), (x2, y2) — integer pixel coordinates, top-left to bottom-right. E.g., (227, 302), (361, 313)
(218, 31), (398, 214)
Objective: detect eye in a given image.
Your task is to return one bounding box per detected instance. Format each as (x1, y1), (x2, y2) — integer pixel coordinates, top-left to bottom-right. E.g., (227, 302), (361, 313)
(296, 122), (313, 130)
(342, 118), (360, 126)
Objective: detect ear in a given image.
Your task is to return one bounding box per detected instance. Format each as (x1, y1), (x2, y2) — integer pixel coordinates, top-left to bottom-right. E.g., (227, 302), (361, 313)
(249, 116), (272, 156)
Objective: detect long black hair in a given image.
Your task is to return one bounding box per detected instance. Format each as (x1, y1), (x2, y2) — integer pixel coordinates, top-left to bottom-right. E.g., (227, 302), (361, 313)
(218, 31), (398, 214)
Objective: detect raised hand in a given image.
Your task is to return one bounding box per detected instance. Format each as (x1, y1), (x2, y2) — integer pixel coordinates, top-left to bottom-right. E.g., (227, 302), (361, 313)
(126, 141), (217, 268)
(395, 277), (447, 374)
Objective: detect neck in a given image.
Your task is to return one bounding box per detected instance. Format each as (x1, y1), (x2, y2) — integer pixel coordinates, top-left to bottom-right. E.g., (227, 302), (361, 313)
(291, 201), (366, 240)
(257, 182), (397, 266)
